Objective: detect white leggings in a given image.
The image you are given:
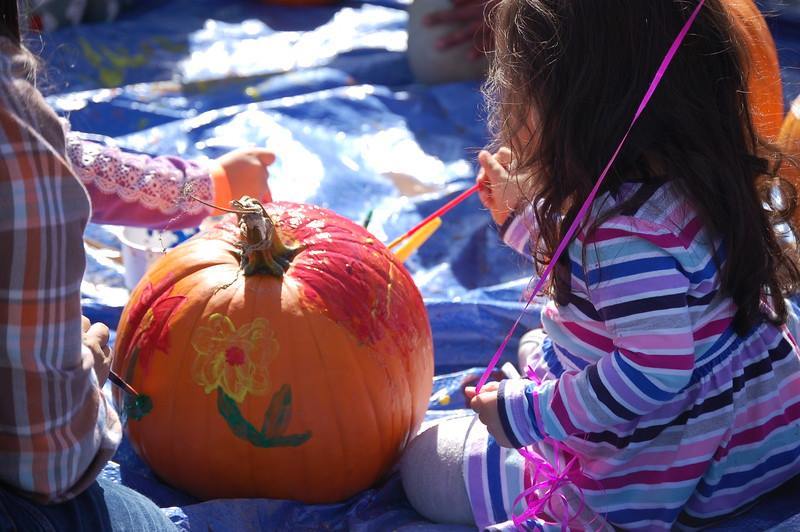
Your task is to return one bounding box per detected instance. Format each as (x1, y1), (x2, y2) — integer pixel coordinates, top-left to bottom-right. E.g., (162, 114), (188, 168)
(399, 330), (546, 526)
(400, 330), (611, 530)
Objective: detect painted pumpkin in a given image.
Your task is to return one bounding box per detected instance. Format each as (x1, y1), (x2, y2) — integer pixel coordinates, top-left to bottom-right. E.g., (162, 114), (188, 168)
(112, 198), (434, 503)
(727, 0), (784, 140)
(779, 95), (800, 228)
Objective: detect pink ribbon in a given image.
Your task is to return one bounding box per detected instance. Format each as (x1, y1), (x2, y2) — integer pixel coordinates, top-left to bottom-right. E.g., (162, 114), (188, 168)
(510, 368), (597, 530)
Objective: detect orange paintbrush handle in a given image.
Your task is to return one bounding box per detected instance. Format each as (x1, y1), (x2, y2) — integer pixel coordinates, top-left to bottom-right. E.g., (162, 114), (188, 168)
(387, 183), (479, 251)
(393, 217), (442, 262)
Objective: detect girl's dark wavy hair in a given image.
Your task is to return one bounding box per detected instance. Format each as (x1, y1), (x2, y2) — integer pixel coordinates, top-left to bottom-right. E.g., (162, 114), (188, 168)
(484, 0), (800, 334)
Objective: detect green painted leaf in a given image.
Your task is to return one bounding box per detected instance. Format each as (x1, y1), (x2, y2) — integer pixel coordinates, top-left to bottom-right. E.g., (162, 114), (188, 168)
(217, 388), (311, 448)
(262, 384), (292, 438)
(217, 390), (264, 442)
(264, 432), (312, 447)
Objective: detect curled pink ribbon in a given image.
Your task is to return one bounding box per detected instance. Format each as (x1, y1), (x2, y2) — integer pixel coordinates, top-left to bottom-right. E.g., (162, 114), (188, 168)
(509, 368), (603, 530)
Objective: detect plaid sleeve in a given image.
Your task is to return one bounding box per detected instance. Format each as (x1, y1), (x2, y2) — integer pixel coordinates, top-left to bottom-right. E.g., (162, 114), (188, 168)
(0, 88), (121, 502)
(65, 131), (215, 229)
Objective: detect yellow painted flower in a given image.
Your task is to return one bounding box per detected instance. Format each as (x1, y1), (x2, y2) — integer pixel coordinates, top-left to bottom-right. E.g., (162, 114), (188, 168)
(191, 313), (279, 403)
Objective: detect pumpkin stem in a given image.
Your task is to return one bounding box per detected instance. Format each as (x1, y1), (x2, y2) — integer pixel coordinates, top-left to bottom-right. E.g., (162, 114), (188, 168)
(235, 197), (300, 277)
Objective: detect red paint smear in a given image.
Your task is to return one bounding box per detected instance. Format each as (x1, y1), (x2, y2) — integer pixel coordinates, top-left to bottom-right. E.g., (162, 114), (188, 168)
(129, 292), (187, 374)
(117, 274), (179, 358)
(254, 202), (430, 355)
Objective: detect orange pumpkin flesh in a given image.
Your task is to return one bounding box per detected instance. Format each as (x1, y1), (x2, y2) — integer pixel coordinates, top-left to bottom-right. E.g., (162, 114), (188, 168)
(112, 198), (434, 503)
(728, 0), (784, 141)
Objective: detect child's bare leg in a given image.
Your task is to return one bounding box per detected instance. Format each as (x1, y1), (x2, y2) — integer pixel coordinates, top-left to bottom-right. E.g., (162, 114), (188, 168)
(400, 415), (475, 525)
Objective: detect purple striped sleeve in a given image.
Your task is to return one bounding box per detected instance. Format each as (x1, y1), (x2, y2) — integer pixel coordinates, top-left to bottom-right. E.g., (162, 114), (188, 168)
(498, 379), (544, 446)
(501, 226), (697, 444)
(500, 204), (536, 258)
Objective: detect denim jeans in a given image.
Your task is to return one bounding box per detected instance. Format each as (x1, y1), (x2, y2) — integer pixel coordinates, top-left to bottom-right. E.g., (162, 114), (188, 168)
(0, 478), (176, 531)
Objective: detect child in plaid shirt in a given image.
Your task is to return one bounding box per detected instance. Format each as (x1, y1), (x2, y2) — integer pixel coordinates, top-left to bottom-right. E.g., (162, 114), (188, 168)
(0, 1), (274, 529)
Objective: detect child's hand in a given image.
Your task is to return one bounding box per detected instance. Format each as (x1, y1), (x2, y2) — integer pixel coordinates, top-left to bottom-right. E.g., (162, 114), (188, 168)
(82, 316), (112, 387)
(476, 148), (521, 226)
(465, 382), (515, 448)
(216, 148), (276, 203)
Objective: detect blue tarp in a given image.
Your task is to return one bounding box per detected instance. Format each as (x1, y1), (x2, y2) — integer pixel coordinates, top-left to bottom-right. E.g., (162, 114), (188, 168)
(42, 0), (800, 529)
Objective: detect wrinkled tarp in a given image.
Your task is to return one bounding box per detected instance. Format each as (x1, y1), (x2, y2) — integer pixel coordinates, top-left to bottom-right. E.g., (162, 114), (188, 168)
(39, 0), (800, 529)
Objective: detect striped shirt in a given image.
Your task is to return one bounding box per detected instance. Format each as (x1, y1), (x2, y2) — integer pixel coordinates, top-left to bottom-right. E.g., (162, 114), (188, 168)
(0, 48), (123, 503)
(475, 181), (800, 530)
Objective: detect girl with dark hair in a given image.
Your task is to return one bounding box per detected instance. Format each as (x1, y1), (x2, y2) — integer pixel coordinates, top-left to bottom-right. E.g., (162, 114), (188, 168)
(402, 1), (800, 529)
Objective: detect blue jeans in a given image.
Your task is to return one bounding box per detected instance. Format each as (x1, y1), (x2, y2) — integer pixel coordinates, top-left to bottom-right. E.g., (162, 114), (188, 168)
(0, 478), (175, 531)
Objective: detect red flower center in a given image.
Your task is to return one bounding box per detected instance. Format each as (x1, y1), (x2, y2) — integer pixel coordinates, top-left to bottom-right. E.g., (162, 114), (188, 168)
(225, 346), (247, 366)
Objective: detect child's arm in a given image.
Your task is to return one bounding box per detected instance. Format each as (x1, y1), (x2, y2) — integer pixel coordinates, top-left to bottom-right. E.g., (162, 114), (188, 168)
(0, 109), (121, 503)
(475, 227), (695, 447)
(66, 131), (274, 229)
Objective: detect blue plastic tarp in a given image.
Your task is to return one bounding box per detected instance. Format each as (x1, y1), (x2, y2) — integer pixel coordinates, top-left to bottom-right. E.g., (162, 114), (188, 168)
(39, 0), (800, 529)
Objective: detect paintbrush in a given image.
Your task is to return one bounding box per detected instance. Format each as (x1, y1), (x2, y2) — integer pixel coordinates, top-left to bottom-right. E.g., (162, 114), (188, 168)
(387, 183), (479, 251)
(108, 370), (139, 396)
(393, 216), (442, 262)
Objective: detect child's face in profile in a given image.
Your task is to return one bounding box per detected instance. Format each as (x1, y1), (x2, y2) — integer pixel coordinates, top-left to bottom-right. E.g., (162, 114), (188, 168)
(505, 104), (542, 183)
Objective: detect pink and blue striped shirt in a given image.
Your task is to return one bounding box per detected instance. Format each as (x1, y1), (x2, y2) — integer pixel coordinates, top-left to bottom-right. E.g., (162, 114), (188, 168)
(469, 181), (800, 530)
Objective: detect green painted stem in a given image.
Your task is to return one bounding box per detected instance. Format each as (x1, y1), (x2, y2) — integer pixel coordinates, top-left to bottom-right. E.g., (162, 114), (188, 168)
(216, 386), (311, 448)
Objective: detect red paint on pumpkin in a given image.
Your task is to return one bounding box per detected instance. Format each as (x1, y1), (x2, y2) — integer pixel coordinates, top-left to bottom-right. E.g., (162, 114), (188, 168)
(277, 203), (423, 354)
(121, 282), (187, 374)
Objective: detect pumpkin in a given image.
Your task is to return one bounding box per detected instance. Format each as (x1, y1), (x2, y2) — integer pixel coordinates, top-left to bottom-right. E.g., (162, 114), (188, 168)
(727, 0), (784, 141)
(111, 197), (434, 503)
(778, 95), (800, 228)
